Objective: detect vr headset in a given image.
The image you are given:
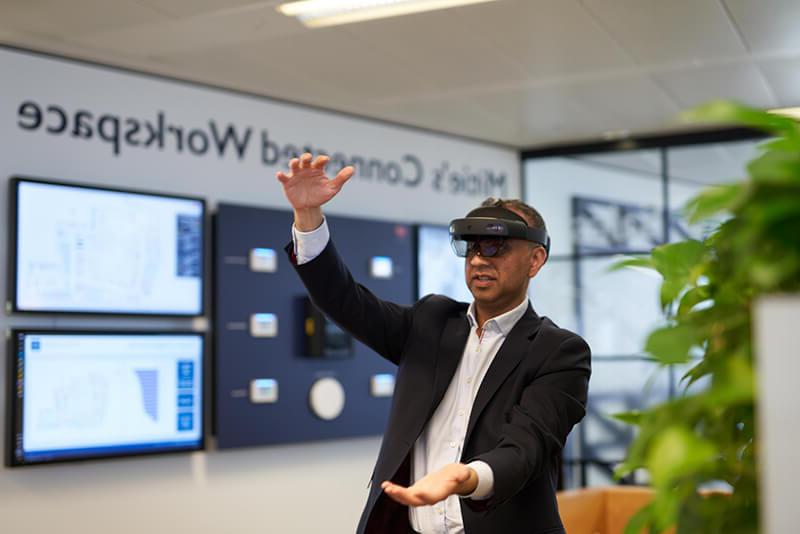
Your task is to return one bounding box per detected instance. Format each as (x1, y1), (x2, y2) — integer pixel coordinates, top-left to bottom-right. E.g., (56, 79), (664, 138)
(449, 206), (551, 259)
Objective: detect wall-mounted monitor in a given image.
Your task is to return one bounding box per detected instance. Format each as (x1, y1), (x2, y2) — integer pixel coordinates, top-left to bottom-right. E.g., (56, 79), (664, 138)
(416, 224), (472, 302)
(6, 331), (205, 466)
(9, 177), (205, 316)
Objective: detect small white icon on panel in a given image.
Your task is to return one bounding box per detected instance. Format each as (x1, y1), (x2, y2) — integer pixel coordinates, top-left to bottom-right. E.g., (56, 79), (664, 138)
(370, 256), (394, 279)
(250, 313), (278, 337)
(370, 374), (395, 397)
(249, 248), (277, 273)
(250, 379), (279, 403)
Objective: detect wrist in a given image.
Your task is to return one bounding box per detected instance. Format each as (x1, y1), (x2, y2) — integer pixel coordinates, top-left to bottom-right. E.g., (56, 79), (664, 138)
(294, 208), (323, 232)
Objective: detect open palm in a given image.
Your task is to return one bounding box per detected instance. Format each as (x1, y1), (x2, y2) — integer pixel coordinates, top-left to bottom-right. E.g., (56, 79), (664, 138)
(277, 153), (354, 210)
(381, 463), (476, 507)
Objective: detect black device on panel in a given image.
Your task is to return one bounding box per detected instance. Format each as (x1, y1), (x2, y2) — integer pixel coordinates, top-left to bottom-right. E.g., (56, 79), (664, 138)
(8, 176), (206, 316)
(6, 330), (205, 467)
(304, 297), (354, 359)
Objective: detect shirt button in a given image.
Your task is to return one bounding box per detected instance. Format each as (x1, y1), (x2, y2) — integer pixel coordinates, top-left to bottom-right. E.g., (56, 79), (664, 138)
(449, 441), (457, 448)
(466, 377), (472, 384)
(458, 410), (465, 417)
(437, 506), (444, 515)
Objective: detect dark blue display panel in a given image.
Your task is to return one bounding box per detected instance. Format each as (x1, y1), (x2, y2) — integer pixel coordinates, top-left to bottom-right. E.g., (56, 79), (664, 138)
(214, 204), (414, 448)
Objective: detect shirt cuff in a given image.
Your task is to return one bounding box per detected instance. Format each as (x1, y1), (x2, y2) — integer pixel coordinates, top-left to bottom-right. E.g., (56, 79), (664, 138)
(463, 461), (494, 500)
(291, 217), (329, 265)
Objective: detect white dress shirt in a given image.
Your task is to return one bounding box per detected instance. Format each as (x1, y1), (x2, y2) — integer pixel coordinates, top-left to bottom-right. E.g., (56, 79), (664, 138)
(292, 219), (530, 534)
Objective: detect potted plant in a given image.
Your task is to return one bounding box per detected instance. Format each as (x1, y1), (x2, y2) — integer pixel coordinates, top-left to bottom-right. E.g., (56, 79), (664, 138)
(612, 102), (800, 534)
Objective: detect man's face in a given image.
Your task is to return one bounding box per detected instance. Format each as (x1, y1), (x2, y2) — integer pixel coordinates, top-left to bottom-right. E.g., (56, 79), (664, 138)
(464, 236), (540, 310)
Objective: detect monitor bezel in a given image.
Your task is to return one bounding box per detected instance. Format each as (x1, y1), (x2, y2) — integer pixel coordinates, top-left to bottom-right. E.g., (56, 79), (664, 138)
(5, 329), (207, 467)
(7, 176), (208, 317)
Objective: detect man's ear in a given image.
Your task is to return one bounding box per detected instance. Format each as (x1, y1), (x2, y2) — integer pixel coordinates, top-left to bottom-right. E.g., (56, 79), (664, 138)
(528, 247), (547, 278)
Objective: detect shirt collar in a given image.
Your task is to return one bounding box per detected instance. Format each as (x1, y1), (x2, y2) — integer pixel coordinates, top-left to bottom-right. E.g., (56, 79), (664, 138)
(467, 296), (530, 337)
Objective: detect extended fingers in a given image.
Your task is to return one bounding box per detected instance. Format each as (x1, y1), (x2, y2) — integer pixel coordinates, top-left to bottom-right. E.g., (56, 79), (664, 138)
(276, 171), (290, 184)
(289, 158), (300, 174)
(381, 483), (426, 506)
(311, 155), (330, 170)
(331, 166), (355, 189)
(299, 152), (313, 169)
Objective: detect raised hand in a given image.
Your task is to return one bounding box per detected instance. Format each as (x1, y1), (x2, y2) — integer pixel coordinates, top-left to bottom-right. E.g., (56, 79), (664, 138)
(276, 152), (354, 211)
(381, 463), (478, 507)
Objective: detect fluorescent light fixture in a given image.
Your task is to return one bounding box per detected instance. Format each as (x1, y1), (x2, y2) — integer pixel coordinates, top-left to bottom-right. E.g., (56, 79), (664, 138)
(277, 0), (501, 28)
(770, 107), (800, 120)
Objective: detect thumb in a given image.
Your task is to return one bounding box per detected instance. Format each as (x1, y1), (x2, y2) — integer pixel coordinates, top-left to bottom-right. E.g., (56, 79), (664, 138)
(330, 166), (355, 190)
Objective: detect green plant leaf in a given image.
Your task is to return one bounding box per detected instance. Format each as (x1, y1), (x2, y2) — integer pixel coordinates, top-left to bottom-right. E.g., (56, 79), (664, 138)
(705, 355), (756, 405)
(651, 240), (706, 279)
(624, 503), (655, 534)
(646, 426), (718, 487)
(679, 359), (709, 389)
(677, 285), (711, 317)
(612, 410), (644, 425)
(747, 150), (800, 184)
(684, 183), (746, 224)
(608, 256), (656, 272)
(650, 241), (707, 308)
(681, 100), (800, 138)
(645, 324), (698, 364)
(758, 136), (800, 153)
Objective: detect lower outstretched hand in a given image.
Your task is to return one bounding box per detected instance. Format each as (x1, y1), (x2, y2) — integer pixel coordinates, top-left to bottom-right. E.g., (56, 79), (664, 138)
(381, 463), (478, 506)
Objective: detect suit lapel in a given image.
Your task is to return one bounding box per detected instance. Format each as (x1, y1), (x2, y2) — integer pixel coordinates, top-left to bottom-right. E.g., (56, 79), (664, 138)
(464, 305), (542, 443)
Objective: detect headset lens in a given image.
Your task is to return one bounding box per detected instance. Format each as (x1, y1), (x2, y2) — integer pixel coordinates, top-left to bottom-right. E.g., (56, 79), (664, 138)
(451, 238), (507, 258)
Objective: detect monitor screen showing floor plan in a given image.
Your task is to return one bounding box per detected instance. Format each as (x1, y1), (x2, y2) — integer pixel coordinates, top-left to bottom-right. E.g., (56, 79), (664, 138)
(11, 178), (205, 315)
(7, 332), (204, 466)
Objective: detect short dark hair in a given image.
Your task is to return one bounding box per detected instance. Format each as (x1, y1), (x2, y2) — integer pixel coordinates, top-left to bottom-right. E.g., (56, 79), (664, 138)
(480, 197), (547, 233)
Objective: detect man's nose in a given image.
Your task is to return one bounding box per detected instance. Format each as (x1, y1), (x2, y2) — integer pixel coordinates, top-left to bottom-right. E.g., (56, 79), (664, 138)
(469, 252), (491, 266)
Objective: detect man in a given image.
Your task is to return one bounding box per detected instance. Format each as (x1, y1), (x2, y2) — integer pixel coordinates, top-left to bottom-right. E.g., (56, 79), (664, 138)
(277, 153), (591, 534)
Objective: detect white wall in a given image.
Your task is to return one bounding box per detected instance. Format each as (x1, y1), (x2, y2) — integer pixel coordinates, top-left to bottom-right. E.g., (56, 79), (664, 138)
(755, 296), (800, 534)
(0, 46), (520, 534)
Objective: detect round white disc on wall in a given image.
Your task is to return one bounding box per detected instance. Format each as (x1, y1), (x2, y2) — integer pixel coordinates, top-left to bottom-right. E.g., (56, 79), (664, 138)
(309, 377), (345, 420)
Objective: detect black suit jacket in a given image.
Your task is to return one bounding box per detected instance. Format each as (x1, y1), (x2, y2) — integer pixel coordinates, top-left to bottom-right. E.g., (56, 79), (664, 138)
(289, 239), (591, 534)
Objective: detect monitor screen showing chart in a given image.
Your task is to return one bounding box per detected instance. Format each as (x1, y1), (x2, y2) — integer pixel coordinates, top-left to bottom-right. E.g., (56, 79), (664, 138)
(7, 332), (204, 466)
(11, 178), (205, 315)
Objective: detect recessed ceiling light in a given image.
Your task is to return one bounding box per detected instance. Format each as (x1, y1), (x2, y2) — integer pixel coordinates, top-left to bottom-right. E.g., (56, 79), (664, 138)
(277, 0), (501, 28)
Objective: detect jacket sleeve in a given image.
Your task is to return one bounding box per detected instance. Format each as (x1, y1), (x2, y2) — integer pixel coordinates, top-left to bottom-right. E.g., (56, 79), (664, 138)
(467, 333), (591, 509)
(287, 239), (421, 365)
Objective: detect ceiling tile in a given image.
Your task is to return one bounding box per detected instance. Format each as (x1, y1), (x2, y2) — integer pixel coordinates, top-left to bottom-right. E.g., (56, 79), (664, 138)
(134, 0), (276, 18)
(757, 56), (800, 106)
(249, 29), (438, 101)
(70, 3), (305, 57)
(162, 44), (352, 108)
(724, 0), (800, 54)
(473, 85), (610, 145)
(0, 0), (164, 35)
(653, 62), (778, 109)
(581, 0), (747, 64)
(557, 75), (682, 128)
(449, 0), (635, 78)
(337, 8), (527, 96)
(362, 96), (515, 145)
